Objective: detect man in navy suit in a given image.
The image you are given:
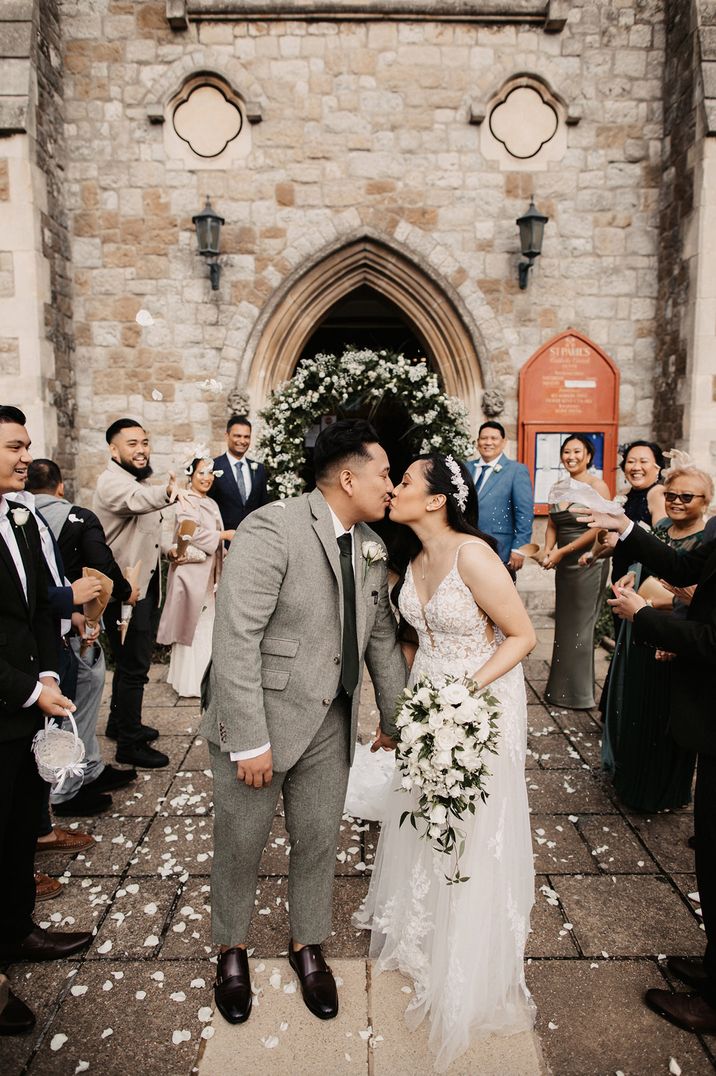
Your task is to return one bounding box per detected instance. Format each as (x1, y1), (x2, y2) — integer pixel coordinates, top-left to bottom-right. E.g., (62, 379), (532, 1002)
(209, 415), (269, 531)
(465, 421), (534, 577)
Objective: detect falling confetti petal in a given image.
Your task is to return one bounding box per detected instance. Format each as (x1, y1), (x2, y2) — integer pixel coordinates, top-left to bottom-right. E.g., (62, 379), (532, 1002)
(151, 389), (163, 401)
(50, 1034), (68, 1052)
(136, 309), (154, 326)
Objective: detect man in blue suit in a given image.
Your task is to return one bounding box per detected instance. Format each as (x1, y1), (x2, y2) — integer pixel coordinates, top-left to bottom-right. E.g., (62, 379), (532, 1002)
(209, 415), (269, 532)
(465, 421), (535, 577)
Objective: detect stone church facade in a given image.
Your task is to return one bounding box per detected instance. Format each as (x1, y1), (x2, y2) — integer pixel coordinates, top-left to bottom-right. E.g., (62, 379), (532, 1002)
(0, 0), (713, 499)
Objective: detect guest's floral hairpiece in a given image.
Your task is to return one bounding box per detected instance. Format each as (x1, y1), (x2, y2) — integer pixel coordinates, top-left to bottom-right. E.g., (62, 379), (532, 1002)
(444, 455), (469, 512)
(663, 448), (694, 473)
(182, 443), (211, 476)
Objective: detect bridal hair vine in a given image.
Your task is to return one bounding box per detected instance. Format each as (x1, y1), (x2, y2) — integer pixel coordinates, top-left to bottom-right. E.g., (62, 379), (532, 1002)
(444, 455), (469, 512)
(182, 443), (212, 476)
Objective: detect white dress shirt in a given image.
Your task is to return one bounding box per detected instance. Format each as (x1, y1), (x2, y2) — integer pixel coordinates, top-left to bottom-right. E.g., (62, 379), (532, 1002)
(0, 495), (59, 707)
(8, 491), (72, 636)
(230, 503), (355, 763)
(473, 454), (525, 558)
(227, 451), (253, 499)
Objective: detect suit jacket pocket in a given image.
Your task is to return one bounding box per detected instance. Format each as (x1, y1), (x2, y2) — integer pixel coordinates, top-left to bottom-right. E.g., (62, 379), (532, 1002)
(261, 668), (290, 691)
(260, 636), (300, 658)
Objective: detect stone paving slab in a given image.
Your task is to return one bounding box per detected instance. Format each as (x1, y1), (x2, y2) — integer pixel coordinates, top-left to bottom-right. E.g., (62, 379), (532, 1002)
(527, 959), (715, 1076)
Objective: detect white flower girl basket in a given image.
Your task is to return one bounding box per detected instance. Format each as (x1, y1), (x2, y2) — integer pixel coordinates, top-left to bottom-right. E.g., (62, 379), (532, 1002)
(32, 713), (86, 792)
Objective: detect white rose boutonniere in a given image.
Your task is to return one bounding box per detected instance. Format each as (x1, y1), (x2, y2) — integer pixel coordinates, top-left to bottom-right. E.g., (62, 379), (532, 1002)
(493, 463), (503, 473)
(362, 540), (387, 580)
(250, 461), (259, 472)
(10, 507), (30, 527)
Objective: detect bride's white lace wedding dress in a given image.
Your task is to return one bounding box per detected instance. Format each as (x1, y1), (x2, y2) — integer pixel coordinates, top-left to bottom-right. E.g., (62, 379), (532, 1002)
(352, 542), (535, 1072)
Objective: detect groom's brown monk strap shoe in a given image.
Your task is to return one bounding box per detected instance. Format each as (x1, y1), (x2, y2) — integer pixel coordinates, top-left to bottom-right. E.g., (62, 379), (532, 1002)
(666, 956), (710, 990)
(645, 988), (716, 1033)
(214, 947), (252, 1024)
(288, 941), (338, 1020)
(0, 926), (92, 963)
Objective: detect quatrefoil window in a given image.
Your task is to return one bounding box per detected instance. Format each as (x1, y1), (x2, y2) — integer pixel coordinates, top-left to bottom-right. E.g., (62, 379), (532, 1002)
(489, 86), (558, 160)
(173, 82), (243, 159)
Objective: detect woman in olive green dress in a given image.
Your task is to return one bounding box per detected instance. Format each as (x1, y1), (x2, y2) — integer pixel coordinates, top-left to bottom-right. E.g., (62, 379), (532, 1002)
(542, 435), (611, 709)
(602, 464), (713, 812)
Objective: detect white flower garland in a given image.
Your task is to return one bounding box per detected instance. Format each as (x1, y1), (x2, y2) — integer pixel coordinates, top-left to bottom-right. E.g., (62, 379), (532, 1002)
(259, 348), (474, 498)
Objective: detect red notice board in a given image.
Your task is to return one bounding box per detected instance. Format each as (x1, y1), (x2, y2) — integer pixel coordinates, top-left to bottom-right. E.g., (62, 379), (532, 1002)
(518, 329), (620, 515)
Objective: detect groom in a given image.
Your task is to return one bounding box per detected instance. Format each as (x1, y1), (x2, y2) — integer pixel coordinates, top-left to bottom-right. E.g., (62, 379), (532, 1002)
(200, 420), (407, 1025)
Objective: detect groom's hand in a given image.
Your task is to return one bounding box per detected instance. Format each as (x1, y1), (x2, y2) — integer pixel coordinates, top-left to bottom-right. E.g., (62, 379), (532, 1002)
(371, 729), (397, 753)
(236, 749), (273, 788)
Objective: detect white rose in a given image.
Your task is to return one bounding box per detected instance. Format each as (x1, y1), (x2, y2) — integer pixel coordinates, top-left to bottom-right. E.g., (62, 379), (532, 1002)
(414, 687), (432, 706)
(10, 507), (30, 526)
(428, 803), (447, 825)
(453, 698), (480, 724)
(476, 719), (492, 743)
(439, 682), (470, 706)
(401, 722), (423, 746)
(433, 748), (453, 769)
(428, 824), (442, 839)
(401, 776), (413, 791)
(428, 709), (446, 731)
(434, 725), (459, 752)
(362, 540), (386, 565)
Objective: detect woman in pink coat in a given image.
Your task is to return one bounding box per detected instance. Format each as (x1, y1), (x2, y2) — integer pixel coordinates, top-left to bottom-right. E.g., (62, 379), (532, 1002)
(158, 458), (234, 697)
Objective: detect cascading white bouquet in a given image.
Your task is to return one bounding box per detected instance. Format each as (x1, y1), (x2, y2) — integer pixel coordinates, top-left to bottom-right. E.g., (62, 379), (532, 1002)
(394, 675), (501, 884)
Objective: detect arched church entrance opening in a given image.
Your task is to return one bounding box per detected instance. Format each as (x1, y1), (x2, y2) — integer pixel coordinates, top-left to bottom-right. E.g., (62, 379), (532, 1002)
(296, 284), (438, 490)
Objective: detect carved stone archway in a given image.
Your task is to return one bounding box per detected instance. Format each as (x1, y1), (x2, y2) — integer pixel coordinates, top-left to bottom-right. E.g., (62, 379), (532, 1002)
(245, 237), (484, 417)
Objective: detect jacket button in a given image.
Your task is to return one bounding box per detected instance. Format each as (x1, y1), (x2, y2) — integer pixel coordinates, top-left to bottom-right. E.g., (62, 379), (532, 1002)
(333, 656), (340, 665)
(322, 698), (331, 706)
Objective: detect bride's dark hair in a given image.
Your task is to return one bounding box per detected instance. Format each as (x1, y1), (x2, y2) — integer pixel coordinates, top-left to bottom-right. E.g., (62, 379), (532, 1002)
(389, 453), (496, 610)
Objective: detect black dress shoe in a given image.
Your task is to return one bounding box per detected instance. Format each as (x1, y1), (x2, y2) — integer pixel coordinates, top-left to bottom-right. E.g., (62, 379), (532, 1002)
(288, 940), (338, 1020)
(52, 790), (113, 817)
(115, 743), (168, 769)
(688, 834), (697, 850)
(645, 988), (716, 1033)
(0, 989), (35, 1036)
(666, 955), (709, 989)
(214, 947), (252, 1024)
(86, 764), (137, 793)
(106, 724), (159, 743)
(0, 926), (93, 963)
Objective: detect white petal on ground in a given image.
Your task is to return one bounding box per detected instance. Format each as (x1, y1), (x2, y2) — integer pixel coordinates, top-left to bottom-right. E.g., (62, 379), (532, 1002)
(101, 1028), (113, 1039)
(358, 1027), (373, 1041)
(135, 309), (154, 326)
(74, 1063), (89, 1074)
(548, 1022), (558, 1030)
(151, 971), (165, 981)
(198, 1007), (212, 1022)
(269, 971), (281, 989)
(143, 935), (159, 947)
(173, 923), (186, 933)
(401, 985), (412, 994)
(143, 902), (158, 915)
(172, 1029), (191, 1045)
(190, 978), (206, 989)
(136, 991), (146, 1000)
(283, 982), (297, 994)
(669, 1060), (682, 1076)
(70, 985), (88, 997)
(96, 940), (112, 954)
(50, 1034), (68, 1051)
(280, 1021), (289, 1031)
(102, 980), (113, 991)
(261, 1036), (279, 1049)
(201, 1027), (215, 1040)
(170, 991), (187, 1002)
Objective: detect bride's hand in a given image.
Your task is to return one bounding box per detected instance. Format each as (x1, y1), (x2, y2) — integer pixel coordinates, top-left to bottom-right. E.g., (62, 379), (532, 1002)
(371, 728), (397, 753)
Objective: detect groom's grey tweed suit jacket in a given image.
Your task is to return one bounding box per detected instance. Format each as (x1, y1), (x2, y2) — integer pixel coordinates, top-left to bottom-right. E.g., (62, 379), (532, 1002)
(199, 488), (407, 773)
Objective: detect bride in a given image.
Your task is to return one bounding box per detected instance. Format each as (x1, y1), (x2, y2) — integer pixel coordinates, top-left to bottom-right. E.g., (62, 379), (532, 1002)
(353, 453), (537, 1072)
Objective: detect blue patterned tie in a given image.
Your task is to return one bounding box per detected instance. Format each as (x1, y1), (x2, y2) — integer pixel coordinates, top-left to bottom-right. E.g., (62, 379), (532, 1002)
(475, 464), (489, 494)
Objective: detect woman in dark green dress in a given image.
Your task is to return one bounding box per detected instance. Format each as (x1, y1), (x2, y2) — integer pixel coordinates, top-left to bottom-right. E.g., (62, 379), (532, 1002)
(602, 464), (713, 812)
(543, 435), (611, 709)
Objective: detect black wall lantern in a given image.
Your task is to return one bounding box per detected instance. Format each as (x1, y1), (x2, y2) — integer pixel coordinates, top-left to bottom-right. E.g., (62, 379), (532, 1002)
(192, 196), (225, 290)
(516, 198), (549, 290)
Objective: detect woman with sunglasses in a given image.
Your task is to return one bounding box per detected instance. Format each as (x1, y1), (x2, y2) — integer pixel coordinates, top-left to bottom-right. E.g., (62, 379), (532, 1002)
(603, 463), (713, 812)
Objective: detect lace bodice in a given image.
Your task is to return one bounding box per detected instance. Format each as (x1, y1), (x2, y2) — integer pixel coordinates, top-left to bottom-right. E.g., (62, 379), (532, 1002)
(399, 541), (502, 684)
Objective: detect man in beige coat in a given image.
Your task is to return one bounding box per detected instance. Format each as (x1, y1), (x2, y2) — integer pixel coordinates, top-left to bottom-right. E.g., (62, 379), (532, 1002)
(93, 418), (177, 769)
(200, 421), (407, 1026)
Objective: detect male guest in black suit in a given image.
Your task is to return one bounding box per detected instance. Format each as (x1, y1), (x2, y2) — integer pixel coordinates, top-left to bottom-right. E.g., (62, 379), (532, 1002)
(0, 407), (92, 1036)
(584, 505), (716, 1034)
(209, 415), (269, 531)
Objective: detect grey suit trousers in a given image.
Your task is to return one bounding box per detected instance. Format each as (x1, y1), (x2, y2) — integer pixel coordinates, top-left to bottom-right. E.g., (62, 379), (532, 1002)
(209, 692), (351, 946)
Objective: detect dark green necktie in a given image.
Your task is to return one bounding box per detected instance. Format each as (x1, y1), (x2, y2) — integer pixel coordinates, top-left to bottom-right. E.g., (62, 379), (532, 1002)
(337, 532), (359, 696)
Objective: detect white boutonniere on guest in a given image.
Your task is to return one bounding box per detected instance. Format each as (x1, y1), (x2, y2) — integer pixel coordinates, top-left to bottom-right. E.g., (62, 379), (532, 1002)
(10, 506), (30, 527)
(493, 463), (502, 474)
(362, 540), (387, 581)
(250, 461), (259, 472)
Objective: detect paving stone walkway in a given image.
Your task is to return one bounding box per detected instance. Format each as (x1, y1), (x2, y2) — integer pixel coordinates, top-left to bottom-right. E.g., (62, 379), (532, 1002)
(1, 626), (715, 1075)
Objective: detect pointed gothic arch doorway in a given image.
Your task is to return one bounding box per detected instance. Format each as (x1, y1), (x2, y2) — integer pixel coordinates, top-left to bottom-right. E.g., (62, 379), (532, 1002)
(245, 236), (485, 418)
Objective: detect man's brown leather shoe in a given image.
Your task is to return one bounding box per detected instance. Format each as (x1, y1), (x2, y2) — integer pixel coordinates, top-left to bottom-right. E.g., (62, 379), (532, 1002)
(214, 947), (252, 1024)
(666, 956), (709, 990)
(34, 873), (62, 901)
(288, 940), (338, 1020)
(645, 988), (716, 1033)
(0, 926), (92, 964)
